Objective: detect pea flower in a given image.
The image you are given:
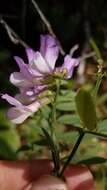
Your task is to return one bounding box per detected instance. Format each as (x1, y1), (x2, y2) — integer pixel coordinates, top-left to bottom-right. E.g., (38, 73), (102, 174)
(1, 35), (79, 124)
(10, 35), (79, 90)
(2, 94), (50, 124)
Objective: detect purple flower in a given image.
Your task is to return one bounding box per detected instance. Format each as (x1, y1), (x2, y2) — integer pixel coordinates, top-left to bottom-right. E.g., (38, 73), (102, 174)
(61, 55), (79, 79)
(2, 94), (50, 124)
(10, 35), (59, 89)
(1, 35), (80, 124)
(10, 35), (79, 89)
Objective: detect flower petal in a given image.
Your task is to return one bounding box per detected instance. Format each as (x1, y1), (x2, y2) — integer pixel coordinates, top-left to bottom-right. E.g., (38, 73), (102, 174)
(28, 66), (43, 77)
(2, 94), (22, 107)
(6, 100), (46, 124)
(10, 72), (32, 88)
(15, 93), (35, 105)
(62, 55), (79, 79)
(31, 52), (51, 73)
(27, 97), (50, 113)
(7, 107), (31, 124)
(27, 101), (41, 112)
(26, 48), (36, 63)
(40, 35), (59, 70)
(14, 56), (32, 80)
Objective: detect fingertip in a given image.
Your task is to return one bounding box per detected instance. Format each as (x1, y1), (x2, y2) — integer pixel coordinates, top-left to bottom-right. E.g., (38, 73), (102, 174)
(29, 160), (53, 180)
(64, 165), (94, 190)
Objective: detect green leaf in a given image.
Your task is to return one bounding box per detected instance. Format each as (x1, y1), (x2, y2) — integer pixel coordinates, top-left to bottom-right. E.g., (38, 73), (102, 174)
(0, 128), (20, 159)
(56, 90), (76, 111)
(97, 119), (107, 133)
(78, 157), (107, 165)
(40, 105), (51, 119)
(57, 90), (76, 102)
(56, 102), (76, 111)
(58, 114), (81, 127)
(56, 131), (79, 144)
(75, 88), (97, 130)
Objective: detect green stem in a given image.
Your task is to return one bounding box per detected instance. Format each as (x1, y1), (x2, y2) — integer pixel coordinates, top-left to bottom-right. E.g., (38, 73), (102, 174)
(70, 125), (107, 139)
(49, 80), (61, 176)
(58, 126), (107, 177)
(89, 38), (102, 60)
(90, 38), (104, 100)
(51, 79), (60, 138)
(92, 73), (103, 100)
(86, 130), (107, 139)
(59, 130), (85, 177)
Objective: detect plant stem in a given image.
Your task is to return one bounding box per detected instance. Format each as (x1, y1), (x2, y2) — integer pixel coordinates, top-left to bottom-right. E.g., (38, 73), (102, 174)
(70, 125), (107, 139)
(92, 73), (103, 100)
(50, 80), (61, 176)
(51, 79), (60, 138)
(86, 130), (107, 139)
(90, 38), (104, 100)
(59, 130), (85, 177)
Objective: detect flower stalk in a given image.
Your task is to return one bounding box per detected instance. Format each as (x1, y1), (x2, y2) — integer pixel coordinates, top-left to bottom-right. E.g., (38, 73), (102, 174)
(59, 130), (85, 177)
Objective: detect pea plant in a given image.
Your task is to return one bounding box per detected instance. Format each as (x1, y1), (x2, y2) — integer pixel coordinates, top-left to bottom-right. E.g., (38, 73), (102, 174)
(1, 33), (107, 183)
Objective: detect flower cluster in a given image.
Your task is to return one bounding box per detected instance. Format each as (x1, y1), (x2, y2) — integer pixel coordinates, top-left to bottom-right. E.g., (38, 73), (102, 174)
(2, 35), (79, 124)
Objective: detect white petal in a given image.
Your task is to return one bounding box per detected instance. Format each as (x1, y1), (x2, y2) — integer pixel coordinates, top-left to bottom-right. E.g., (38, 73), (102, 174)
(40, 35), (59, 70)
(10, 72), (32, 88)
(26, 48), (36, 63)
(2, 94), (22, 107)
(32, 52), (51, 73)
(7, 107), (31, 124)
(15, 91), (36, 105)
(27, 101), (41, 112)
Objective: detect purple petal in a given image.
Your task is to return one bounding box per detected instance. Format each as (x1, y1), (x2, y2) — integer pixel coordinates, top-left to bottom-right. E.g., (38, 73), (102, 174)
(10, 72), (33, 88)
(2, 94), (22, 107)
(14, 56), (32, 80)
(31, 51), (51, 73)
(40, 35), (59, 70)
(15, 93), (35, 105)
(28, 65), (43, 77)
(5, 96), (51, 124)
(27, 101), (41, 112)
(6, 100), (42, 124)
(26, 48), (36, 63)
(27, 97), (50, 113)
(34, 85), (46, 94)
(62, 55), (80, 79)
(7, 107), (31, 124)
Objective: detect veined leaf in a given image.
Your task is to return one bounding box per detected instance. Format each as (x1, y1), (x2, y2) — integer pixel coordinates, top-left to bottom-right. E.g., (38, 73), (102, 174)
(75, 88), (97, 130)
(58, 114), (81, 127)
